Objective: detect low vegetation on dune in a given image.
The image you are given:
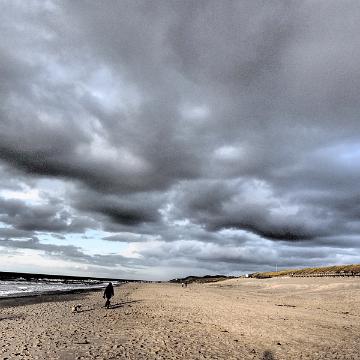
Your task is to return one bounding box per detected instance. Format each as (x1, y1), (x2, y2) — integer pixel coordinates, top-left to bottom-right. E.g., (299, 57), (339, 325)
(170, 265), (360, 283)
(251, 264), (360, 278)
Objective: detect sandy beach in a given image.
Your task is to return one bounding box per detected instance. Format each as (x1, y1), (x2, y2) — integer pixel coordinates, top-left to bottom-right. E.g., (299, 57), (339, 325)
(1, 277), (360, 359)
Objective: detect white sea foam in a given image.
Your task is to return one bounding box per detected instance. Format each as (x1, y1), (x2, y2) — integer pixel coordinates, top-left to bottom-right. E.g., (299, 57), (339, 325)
(0, 280), (108, 298)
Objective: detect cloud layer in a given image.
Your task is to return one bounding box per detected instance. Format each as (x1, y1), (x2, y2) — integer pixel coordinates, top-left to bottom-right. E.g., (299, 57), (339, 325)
(1, 1), (360, 279)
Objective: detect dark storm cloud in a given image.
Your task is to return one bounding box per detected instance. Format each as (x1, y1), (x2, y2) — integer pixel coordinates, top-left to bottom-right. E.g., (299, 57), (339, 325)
(0, 197), (94, 233)
(171, 180), (328, 241)
(72, 190), (163, 228)
(0, 237), (86, 258)
(0, 0), (360, 277)
(0, 228), (33, 239)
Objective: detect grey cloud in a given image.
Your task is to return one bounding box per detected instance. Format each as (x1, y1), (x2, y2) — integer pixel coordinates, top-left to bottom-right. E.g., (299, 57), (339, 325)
(0, 1), (360, 278)
(0, 237), (86, 259)
(103, 233), (160, 243)
(134, 238), (354, 276)
(72, 190), (163, 228)
(0, 228), (34, 239)
(166, 1), (296, 89)
(172, 180), (327, 241)
(0, 237), (139, 269)
(0, 197), (94, 233)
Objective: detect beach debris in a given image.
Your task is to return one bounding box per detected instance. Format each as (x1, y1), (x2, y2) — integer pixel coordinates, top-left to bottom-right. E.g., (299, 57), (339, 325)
(71, 304), (82, 313)
(0, 314), (25, 321)
(275, 304), (296, 308)
(75, 340), (90, 345)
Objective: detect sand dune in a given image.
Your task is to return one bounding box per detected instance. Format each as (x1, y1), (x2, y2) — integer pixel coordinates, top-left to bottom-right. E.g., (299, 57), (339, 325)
(1, 277), (359, 359)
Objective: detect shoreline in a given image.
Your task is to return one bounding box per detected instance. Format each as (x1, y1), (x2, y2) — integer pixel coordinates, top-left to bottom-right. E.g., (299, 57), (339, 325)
(0, 287), (104, 308)
(0, 282), (126, 307)
(0, 282), (128, 308)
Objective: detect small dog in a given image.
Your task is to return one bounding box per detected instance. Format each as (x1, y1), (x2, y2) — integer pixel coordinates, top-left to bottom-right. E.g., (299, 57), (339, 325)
(71, 304), (82, 313)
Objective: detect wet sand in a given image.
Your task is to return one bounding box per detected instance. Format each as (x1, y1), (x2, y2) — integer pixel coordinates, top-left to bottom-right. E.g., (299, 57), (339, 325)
(1, 277), (360, 359)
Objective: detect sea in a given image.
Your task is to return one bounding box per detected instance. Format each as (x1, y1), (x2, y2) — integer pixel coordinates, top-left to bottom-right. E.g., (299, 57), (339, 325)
(0, 279), (108, 298)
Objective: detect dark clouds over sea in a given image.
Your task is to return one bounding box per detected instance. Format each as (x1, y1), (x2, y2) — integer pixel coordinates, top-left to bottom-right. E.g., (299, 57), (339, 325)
(0, 1), (360, 279)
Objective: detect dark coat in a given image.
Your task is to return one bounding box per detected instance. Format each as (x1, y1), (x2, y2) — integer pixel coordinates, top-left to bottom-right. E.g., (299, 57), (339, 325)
(104, 283), (114, 299)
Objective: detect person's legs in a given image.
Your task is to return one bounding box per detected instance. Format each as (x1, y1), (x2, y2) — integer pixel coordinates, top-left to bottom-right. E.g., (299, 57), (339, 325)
(105, 298), (111, 308)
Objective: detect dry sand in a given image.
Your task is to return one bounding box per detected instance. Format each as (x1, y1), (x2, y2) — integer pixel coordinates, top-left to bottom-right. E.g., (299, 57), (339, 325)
(1, 277), (360, 359)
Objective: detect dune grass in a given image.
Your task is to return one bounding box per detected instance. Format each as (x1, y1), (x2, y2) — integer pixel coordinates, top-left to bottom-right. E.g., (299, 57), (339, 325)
(251, 264), (360, 278)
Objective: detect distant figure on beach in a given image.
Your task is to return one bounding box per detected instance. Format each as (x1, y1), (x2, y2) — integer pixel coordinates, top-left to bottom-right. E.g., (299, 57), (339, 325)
(103, 282), (114, 309)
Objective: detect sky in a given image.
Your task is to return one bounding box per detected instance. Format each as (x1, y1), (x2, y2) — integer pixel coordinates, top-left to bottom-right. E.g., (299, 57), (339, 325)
(0, 0), (360, 280)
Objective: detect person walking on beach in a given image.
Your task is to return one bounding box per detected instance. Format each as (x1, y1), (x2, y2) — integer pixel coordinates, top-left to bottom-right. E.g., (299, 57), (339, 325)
(103, 282), (114, 309)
